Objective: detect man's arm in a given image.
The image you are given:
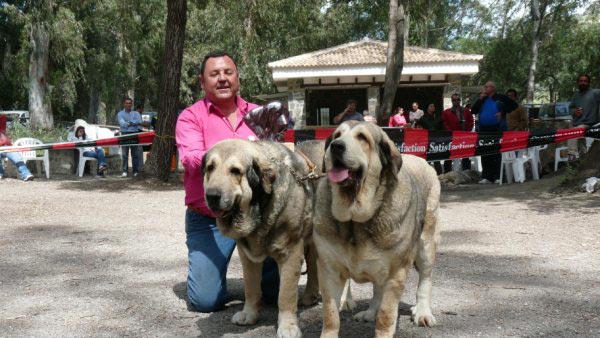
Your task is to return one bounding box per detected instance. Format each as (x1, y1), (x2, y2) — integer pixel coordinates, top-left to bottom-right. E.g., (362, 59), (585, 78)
(333, 109), (348, 124)
(176, 109), (206, 172)
(117, 111), (130, 130)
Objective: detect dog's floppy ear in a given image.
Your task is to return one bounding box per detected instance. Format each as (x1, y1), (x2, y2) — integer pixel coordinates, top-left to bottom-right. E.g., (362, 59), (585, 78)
(378, 133), (403, 180)
(247, 157), (275, 194)
(322, 132), (335, 173)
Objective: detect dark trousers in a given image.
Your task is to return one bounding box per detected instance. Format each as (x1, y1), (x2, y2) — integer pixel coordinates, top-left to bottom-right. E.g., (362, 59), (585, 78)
(443, 158), (472, 173)
(479, 124), (502, 181)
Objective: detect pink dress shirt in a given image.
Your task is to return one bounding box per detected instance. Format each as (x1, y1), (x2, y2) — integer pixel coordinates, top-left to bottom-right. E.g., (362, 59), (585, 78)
(176, 96), (258, 217)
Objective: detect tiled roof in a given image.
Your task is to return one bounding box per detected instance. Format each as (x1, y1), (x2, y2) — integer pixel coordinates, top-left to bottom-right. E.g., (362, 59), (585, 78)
(268, 39), (483, 68)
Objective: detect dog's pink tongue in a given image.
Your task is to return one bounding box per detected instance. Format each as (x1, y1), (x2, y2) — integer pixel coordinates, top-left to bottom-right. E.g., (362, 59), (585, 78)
(328, 167), (350, 183)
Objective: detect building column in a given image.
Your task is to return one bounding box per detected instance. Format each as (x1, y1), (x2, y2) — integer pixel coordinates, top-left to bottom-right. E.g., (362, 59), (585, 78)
(367, 86), (380, 116)
(286, 79), (306, 129)
(443, 75), (462, 109)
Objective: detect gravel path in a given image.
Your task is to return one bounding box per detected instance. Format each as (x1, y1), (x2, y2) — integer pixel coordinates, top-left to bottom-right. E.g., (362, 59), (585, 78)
(1, 174), (599, 337)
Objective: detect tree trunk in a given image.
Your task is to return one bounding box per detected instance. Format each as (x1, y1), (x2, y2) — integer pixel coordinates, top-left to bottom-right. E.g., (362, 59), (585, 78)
(28, 21), (53, 129)
(378, 0), (407, 125)
(526, 0), (542, 104)
(88, 86), (99, 123)
(142, 0), (189, 181)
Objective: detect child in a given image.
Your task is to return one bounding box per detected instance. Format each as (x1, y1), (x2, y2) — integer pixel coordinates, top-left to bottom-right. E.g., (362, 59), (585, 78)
(68, 120), (107, 177)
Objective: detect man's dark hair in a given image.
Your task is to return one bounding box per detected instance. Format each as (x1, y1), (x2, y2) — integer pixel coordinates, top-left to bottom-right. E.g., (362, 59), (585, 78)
(136, 104), (143, 110)
(123, 97), (132, 103)
(506, 89), (518, 97)
(200, 51), (237, 76)
(577, 74), (591, 82)
(346, 99), (358, 106)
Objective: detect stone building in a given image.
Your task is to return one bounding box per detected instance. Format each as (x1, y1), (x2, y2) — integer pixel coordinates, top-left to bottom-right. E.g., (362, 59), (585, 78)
(268, 38), (483, 128)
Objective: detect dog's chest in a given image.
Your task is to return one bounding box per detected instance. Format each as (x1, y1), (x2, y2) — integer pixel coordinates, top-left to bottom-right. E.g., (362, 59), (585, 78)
(329, 240), (393, 283)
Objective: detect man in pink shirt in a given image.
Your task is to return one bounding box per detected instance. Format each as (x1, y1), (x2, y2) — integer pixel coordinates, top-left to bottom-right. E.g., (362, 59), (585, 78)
(176, 51), (279, 312)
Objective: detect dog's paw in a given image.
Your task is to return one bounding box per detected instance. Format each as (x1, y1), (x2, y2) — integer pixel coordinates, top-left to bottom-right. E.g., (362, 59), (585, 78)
(339, 297), (356, 311)
(411, 305), (436, 327)
(353, 309), (376, 322)
(232, 310), (259, 326)
(277, 323), (302, 338)
(299, 290), (321, 306)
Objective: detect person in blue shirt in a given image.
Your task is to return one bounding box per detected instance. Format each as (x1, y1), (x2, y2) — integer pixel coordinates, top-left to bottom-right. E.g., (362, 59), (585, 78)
(117, 97), (143, 177)
(471, 81), (517, 184)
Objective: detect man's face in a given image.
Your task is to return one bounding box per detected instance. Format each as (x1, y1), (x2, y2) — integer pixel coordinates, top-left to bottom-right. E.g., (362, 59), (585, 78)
(506, 92), (517, 101)
(123, 100), (133, 110)
(483, 82), (495, 96)
(577, 76), (590, 91)
(412, 103), (419, 111)
(200, 56), (240, 104)
(451, 96), (461, 107)
(347, 102), (357, 112)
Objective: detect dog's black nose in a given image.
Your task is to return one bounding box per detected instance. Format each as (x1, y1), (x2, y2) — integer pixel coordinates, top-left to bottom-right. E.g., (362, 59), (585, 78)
(330, 141), (346, 155)
(205, 189), (222, 209)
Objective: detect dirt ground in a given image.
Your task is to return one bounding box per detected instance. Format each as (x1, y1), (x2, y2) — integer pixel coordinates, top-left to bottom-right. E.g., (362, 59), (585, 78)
(1, 172), (599, 338)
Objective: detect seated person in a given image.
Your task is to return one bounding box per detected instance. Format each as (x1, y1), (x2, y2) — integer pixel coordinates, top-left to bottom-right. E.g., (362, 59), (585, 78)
(333, 99), (364, 124)
(0, 115), (34, 181)
(68, 119), (107, 177)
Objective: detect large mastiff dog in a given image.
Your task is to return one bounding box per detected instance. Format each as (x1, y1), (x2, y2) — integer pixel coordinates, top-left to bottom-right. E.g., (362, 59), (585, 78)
(313, 122), (441, 338)
(202, 139), (320, 338)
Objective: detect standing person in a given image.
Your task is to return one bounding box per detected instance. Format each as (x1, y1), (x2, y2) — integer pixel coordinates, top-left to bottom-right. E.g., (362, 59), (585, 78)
(0, 114), (34, 181)
(505, 89), (528, 131)
(333, 99), (364, 124)
(388, 107), (407, 127)
(567, 74), (600, 161)
(471, 81), (517, 184)
(117, 97), (143, 177)
(408, 101), (424, 127)
(421, 103), (444, 175)
(441, 95), (474, 172)
(67, 119), (108, 177)
(175, 51), (279, 312)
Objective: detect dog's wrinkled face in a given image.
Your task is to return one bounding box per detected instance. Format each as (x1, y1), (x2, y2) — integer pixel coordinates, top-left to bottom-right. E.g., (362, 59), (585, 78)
(324, 121), (402, 222)
(202, 140), (273, 238)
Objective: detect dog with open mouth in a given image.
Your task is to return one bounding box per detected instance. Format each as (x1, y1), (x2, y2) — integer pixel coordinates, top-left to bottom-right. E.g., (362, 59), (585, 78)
(202, 139), (321, 338)
(313, 121), (441, 338)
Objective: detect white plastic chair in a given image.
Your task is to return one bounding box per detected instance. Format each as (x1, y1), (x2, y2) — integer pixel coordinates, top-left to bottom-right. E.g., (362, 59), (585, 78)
(13, 137), (50, 179)
(554, 138), (594, 171)
(76, 148), (98, 177)
(499, 151), (520, 185)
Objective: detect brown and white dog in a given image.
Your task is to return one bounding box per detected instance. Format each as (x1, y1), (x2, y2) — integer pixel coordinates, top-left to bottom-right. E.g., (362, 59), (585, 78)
(313, 121), (441, 338)
(202, 139), (321, 338)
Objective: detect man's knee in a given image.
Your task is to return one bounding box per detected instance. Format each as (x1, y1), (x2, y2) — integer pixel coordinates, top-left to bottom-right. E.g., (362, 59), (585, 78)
(187, 288), (225, 313)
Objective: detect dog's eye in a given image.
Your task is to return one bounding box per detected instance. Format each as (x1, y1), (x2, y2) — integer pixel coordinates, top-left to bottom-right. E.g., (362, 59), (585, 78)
(206, 164), (214, 172)
(333, 132), (341, 139)
(356, 133), (369, 143)
(230, 167), (242, 176)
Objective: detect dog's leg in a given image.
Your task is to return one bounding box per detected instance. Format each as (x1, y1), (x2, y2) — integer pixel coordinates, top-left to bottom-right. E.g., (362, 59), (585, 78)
(232, 248), (262, 326)
(353, 283), (382, 322)
(411, 207), (439, 327)
(338, 279), (355, 311)
(317, 259), (346, 338)
(300, 241), (320, 306)
(276, 242), (304, 338)
(374, 268), (408, 338)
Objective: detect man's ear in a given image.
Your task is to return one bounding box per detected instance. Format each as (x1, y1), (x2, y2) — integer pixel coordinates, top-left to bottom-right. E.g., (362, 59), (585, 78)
(199, 75), (205, 91)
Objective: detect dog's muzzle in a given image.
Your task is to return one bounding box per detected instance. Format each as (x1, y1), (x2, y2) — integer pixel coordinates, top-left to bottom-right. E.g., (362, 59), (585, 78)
(205, 188), (234, 216)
